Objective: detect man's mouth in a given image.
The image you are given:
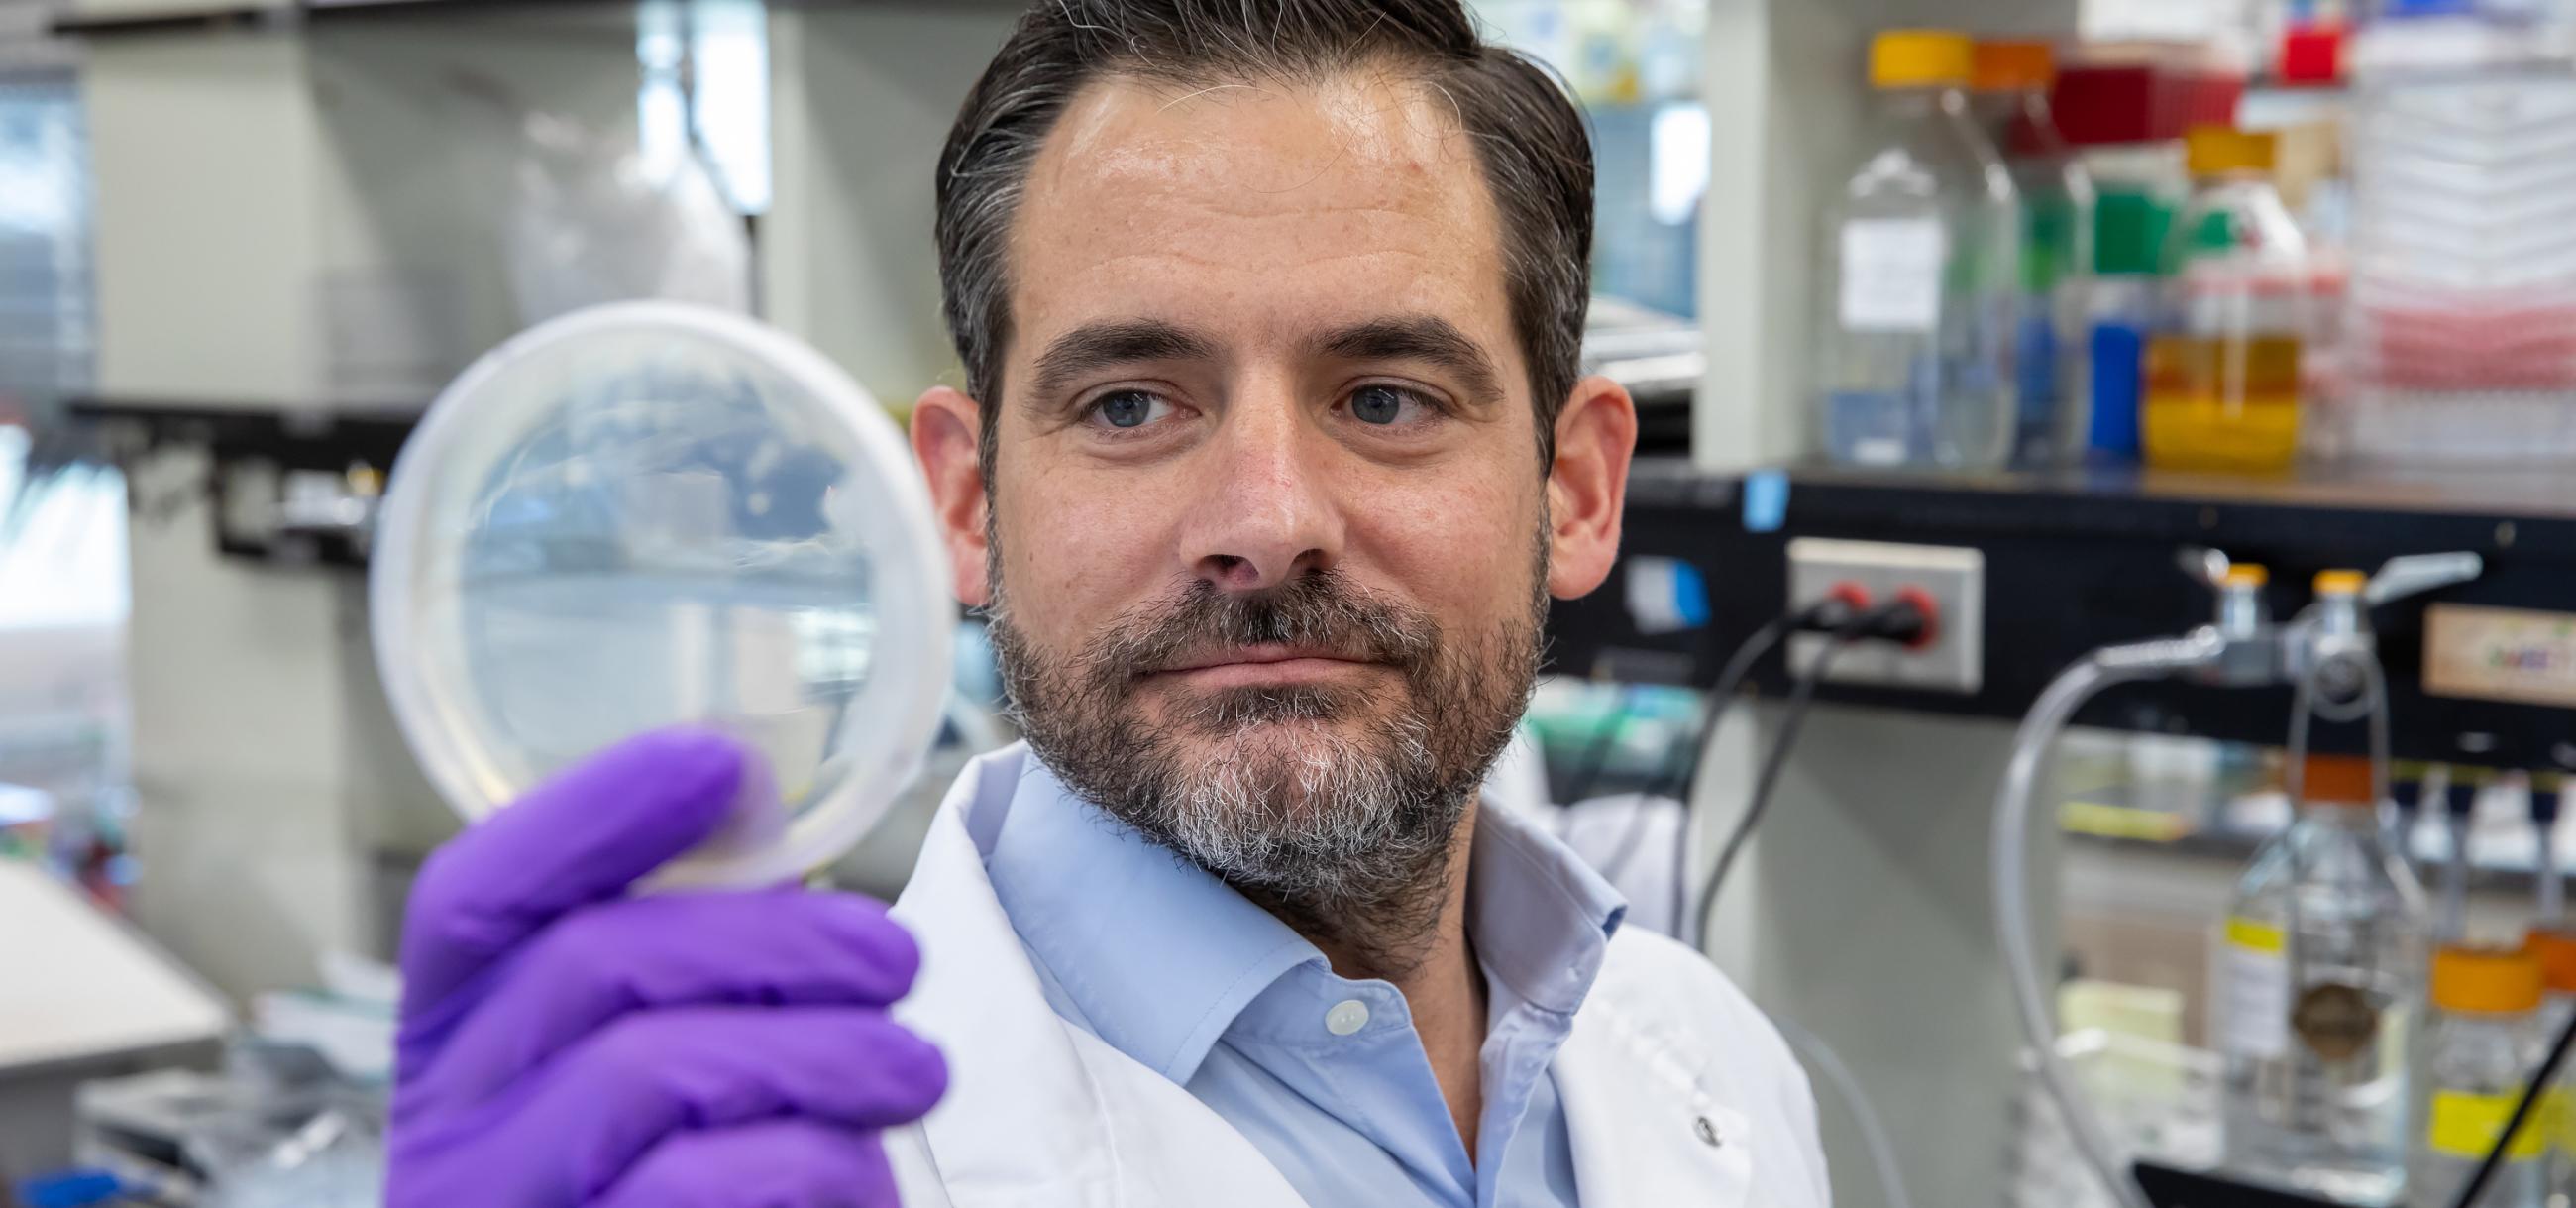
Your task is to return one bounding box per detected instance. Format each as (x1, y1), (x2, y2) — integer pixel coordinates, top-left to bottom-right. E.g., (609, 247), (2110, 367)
(1146, 643), (1384, 689)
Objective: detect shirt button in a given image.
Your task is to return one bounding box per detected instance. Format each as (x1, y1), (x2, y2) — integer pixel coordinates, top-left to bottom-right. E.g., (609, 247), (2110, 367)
(1325, 999), (1370, 1036)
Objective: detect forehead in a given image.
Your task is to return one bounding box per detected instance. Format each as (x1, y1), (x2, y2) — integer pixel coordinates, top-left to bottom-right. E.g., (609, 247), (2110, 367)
(1005, 69), (1517, 377)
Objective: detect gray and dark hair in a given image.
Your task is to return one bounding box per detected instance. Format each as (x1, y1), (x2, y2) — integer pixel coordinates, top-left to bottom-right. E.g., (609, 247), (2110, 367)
(933, 0), (1595, 478)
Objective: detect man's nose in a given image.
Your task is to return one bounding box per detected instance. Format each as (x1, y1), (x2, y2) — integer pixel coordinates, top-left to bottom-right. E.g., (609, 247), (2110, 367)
(1180, 385), (1343, 593)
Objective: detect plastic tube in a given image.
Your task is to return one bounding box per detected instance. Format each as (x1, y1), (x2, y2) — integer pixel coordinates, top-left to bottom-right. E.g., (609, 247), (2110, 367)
(1775, 1019), (1916, 1208)
(1993, 634), (2221, 1208)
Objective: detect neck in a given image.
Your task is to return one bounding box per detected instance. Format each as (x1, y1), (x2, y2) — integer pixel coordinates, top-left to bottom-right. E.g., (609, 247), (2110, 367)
(1253, 807), (1490, 1160)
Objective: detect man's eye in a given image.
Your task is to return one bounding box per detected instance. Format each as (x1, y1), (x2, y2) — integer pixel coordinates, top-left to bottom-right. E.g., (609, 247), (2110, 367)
(1348, 384), (1434, 426)
(1088, 390), (1171, 430)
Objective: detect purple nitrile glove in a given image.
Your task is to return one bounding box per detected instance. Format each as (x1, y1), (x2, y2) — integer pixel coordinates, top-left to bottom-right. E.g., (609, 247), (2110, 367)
(386, 728), (946, 1208)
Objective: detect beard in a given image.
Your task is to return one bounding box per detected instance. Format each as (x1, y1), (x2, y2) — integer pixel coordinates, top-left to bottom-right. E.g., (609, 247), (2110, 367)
(985, 539), (1547, 978)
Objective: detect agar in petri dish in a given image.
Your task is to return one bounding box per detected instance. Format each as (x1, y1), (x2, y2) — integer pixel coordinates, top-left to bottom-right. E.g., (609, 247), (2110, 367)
(371, 302), (952, 887)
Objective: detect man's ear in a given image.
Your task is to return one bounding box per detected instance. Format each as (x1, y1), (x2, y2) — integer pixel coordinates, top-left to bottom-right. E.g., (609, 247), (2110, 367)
(911, 385), (993, 606)
(1544, 375), (1637, 601)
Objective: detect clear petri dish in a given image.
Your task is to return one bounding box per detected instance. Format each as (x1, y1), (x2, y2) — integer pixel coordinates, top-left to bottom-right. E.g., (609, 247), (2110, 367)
(371, 301), (952, 887)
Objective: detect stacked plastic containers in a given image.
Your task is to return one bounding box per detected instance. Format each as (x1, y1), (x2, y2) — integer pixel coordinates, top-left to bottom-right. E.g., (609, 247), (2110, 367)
(1815, 31), (2021, 470)
(2146, 127), (2312, 474)
(1974, 40), (2095, 465)
(2346, 0), (2576, 462)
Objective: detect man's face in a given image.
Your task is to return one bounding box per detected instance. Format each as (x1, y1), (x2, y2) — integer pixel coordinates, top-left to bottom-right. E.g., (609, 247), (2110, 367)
(914, 70), (1630, 915)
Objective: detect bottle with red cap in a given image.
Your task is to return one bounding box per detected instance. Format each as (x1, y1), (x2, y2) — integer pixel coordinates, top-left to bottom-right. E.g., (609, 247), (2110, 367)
(2214, 751), (2425, 1200)
(1972, 39), (2095, 465)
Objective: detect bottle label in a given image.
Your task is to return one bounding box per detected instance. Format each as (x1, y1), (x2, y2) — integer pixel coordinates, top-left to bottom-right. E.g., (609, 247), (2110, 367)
(1838, 218), (1947, 333)
(2291, 982), (2380, 1061)
(2219, 916), (2291, 1060)
(2428, 1089), (2547, 1161)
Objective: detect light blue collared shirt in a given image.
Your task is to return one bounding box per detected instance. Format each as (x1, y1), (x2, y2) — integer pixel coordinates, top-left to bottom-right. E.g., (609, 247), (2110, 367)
(984, 758), (1626, 1208)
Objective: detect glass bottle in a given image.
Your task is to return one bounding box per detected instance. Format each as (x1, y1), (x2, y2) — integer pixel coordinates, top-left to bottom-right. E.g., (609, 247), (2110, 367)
(2413, 943), (2549, 1208)
(2145, 126), (2310, 474)
(1815, 29), (2021, 470)
(2216, 753), (2427, 1202)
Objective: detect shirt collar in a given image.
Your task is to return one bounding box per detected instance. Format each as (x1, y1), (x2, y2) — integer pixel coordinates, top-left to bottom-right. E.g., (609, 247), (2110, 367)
(984, 758), (1322, 1084)
(984, 755), (1628, 1079)
(1468, 797), (1627, 1017)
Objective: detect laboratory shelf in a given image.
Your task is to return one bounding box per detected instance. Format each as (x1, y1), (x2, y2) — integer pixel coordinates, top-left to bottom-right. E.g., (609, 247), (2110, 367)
(69, 397), (412, 566)
(48, 0), (1014, 37)
(1544, 461), (2576, 771)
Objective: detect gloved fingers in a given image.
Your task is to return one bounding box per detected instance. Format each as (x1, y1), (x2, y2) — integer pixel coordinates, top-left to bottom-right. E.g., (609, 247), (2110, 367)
(586, 1120), (898, 1208)
(400, 727), (748, 1007)
(458, 1006), (945, 1203)
(406, 889), (919, 1114)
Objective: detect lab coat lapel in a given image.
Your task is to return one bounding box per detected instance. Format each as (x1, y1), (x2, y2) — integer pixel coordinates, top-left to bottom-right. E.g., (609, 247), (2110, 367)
(892, 749), (1125, 1203)
(1555, 992), (1756, 1208)
(889, 746), (1312, 1208)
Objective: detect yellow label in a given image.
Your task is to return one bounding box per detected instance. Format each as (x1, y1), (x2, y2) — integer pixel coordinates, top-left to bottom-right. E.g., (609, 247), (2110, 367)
(2226, 917), (2287, 954)
(2428, 1090), (2548, 1161)
(2551, 1088), (2575, 1154)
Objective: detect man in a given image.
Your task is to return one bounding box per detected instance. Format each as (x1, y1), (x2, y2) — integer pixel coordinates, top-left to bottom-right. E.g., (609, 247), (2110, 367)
(385, 2), (1829, 1205)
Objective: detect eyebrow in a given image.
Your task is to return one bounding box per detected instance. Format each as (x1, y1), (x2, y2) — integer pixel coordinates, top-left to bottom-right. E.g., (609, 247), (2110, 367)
(1307, 317), (1508, 410)
(1027, 319), (1221, 403)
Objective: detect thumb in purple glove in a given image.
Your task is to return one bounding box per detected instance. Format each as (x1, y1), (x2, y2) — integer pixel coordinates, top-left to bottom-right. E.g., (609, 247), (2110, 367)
(387, 728), (947, 1208)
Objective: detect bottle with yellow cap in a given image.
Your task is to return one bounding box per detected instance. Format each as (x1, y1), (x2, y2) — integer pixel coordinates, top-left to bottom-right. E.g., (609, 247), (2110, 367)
(2143, 124), (2312, 475)
(2216, 752), (2424, 1200)
(1814, 30), (2021, 472)
(1971, 39), (2093, 466)
(2412, 943), (2550, 1208)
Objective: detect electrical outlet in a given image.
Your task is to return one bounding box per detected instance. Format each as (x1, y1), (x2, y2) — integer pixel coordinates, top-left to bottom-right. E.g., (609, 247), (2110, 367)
(1785, 537), (1985, 694)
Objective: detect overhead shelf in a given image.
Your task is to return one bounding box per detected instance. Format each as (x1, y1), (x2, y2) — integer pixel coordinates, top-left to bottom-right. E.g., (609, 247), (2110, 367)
(48, 0), (1009, 38)
(1545, 461), (2576, 771)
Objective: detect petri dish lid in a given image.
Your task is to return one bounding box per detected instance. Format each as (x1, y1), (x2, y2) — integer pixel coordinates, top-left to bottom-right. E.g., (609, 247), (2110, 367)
(371, 301), (953, 887)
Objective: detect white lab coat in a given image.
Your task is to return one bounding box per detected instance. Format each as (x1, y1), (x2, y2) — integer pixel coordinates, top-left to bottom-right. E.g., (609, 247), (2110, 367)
(881, 745), (1832, 1207)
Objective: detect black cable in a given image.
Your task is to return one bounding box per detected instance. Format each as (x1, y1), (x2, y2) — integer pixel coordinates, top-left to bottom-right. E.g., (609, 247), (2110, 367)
(1691, 617), (1877, 947)
(1687, 596), (1930, 948)
(2447, 999), (2576, 1208)
(1653, 612), (1801, 938)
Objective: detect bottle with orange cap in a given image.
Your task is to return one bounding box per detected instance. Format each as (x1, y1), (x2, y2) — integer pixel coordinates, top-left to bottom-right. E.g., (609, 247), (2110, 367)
(1814, 29), (2021, 472)
(1971, 39), (2093, 467)
(2215, 751), (2424, 1200)
(2412, 943), (2550, 1208)
(2143, 124), (2312, 475)
(2524, 925), (2576, 1202)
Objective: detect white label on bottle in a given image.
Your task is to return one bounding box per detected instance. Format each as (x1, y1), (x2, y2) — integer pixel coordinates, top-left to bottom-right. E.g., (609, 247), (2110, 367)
(1838, 218), (1947, 333)
(2220, 917), (2292, 1060)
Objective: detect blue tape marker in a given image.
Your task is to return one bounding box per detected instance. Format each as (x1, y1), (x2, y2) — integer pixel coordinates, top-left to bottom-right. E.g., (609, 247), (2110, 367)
(1743, 469), (1789, 533)
(1672, 560), (1710, 629)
